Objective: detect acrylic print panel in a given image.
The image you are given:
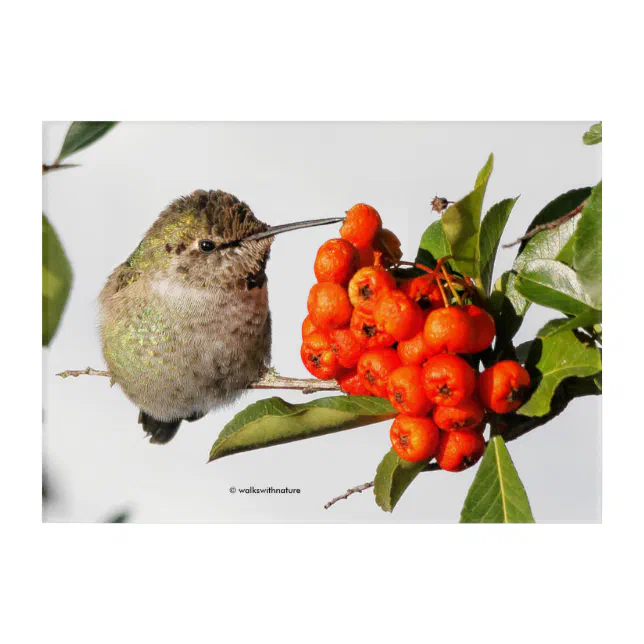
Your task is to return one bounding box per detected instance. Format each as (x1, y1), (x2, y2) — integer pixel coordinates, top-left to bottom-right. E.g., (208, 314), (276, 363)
(42, 121), (601, 523)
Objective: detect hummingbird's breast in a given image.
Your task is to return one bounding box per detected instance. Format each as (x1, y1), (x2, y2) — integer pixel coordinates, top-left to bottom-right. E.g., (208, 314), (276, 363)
(100, 274), (271, 422)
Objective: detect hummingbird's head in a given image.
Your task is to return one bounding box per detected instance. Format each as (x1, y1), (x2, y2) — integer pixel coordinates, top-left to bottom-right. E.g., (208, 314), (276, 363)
(127, 189), (343, 290)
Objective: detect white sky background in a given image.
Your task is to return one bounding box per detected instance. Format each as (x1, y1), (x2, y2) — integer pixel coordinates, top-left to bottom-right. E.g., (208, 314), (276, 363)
(42, 122), (601, 523)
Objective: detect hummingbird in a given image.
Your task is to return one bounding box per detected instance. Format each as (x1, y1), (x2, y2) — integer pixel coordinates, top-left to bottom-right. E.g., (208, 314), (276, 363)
(99, 189), (343, 444)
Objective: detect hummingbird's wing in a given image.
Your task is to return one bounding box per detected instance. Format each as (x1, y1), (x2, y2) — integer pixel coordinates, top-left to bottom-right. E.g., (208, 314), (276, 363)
(100, 262), (142, 301)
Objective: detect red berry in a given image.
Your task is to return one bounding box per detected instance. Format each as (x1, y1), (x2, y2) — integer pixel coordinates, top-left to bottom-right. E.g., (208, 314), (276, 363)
(435, 429), (486, 472)
(390, 415), (440, 463)
(423, 306), (476, 355)
(479, 360), (531, 414)
(421, 353), (477, 407)
(387, 365), (433, 416)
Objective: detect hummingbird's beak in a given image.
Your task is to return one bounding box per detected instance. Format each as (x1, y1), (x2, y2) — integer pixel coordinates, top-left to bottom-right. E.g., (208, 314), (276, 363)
(242, 217), (345, 242)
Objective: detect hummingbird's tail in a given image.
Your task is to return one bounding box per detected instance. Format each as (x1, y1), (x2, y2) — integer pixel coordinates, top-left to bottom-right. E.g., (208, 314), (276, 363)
(138, 411), (182, 444)
(137, 409), (207, 444)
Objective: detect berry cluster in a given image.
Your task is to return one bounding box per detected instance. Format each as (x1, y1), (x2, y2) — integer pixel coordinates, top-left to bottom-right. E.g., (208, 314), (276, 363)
(301, 203), (531, 472)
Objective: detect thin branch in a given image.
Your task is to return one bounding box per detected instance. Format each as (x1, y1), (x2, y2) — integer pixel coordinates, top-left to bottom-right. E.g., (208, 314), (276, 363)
(324, 462), (440, 509)
(56, 367), (110, 378)
(502, 201), (586, 248)
(324, 481), (374, 509)
(55, 365), (340, 394)
(42, 162), (80, 174)
(249, 369), (340, 394)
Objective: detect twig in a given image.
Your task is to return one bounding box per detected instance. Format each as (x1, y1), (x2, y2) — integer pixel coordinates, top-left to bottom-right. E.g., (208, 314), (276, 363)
(42, 162), (80, 174)
(249, 369), (340, 394)
(55, 365), (340, 394)
(56, 367), (110, 378)
(502, 202), (586, 248)
(324, 481), (374, 509)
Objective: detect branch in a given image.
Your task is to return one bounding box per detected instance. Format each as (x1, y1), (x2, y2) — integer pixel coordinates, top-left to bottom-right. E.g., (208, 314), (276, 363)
(42, 162), (80, 174)
(502, 201), (586, 248)
(55, 365), (340, 394)
(324, 462), (440, 509)
(324, 481), (374, 509)
(56, 367), (110, 378)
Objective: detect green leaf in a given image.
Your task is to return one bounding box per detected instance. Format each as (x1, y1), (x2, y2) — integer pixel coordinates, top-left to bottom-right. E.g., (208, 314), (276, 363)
(573, 182), (602, 309)
(374, 449), (428, 512)
(492, 188), (591, 344)
(517, 320), (602, 417)
(56, 121), (118, 162)
(209, 395), (396, 461)
(43, 215), (73, 345)
(104, 511), (130, 523)
(513, 188), (591, 272)
(415, 219), (452, 269)
(583, 122), (602, 145)
(539, 310), (602, 338)
(515, 259), (598, 316)
(499, 375), (601, 443)
(442, 154), (494, 279)
(460, 436), (535, 523)
(479, 197), (519, 294)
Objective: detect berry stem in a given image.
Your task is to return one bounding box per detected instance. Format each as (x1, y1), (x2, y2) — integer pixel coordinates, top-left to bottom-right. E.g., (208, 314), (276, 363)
(441, 265), (463, 306)
(435, 276), (451, 308)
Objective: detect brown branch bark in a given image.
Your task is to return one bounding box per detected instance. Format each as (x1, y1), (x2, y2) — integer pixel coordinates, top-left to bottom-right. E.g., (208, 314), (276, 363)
(55, 366), (340, 394)
(42, 162), (80, 174)
(502, 201), (586, 248)
(324, 481), (375, 509)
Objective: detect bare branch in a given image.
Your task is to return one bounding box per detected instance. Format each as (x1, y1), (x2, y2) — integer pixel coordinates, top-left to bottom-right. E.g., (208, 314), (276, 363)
(42, 162), (80, 174)
(324, 481), (374, 510)
(56, 365), (340, 394)
(502, 201), (586, 248)
(56, 367), (110, 378)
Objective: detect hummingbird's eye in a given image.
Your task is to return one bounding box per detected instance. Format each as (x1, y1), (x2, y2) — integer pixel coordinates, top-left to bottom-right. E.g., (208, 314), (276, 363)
(199, 239), (217, 253)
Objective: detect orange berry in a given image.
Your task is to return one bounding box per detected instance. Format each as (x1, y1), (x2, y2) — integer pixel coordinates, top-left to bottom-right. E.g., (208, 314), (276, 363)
(338, 369), (371, 396)
(350, 309), (396, 349)
(348, 265), (396, 314)
(433, 396), (485, 431)
(397, 330), (432, 367)
(390, 415), (440, 463)
(401, 274), (443, 311)
(423, 306), (476, 355)
(465, 305), (496, 353)
(357, 348), (401, 398)
(387, 365), (433, 415)
(374, 228), (403, 268)
(357, 245), (376, 268)
(421, 353), (476, 407)
(373, 289), (424, 342)
(301, 315), (318, 339)
(479, 360), (531, 414)
(340, 203), (382, 249)
(329, 327), (363, 369)
(307, 282), (353, 331)
(435, 429), (486, 472)
(314, 238), (360, 286)
(300, 332), (343, 380)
